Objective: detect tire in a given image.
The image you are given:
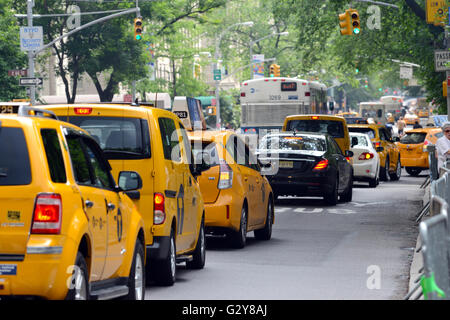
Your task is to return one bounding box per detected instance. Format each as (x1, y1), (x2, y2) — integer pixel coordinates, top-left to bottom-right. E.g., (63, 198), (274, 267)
(405, 167), (422, 176)
(340, 175), (353, 202)
(369, 176), (378, 188)
(186, 218), (206, 270)
(153, 230), (176, 286)
(389, 157), (402, 181)
(324, 176), (338, 206)
(380, 157), (389, 181)
(229, 205), (248, 249)
(122, 240), (145, 300)
(65, 252), (89, 300)
(254, 197), (273, 241)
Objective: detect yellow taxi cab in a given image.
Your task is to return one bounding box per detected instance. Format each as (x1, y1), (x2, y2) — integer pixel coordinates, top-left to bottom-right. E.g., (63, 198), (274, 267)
(396, 127), (443, 176)
(417, 108), (430, 118)
(187, 130), (274, 249)
(336, 111), (360, 118)
(0, 106), (146, 300)
(404, 113), (420, 125)
(42, 102), (210, 286)
(347, 124), (402, 181)
(282, 115), (352, 163)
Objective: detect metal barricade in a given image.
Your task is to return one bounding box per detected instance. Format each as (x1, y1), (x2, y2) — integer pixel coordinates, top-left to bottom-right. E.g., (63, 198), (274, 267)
(428, 145), (439, 181)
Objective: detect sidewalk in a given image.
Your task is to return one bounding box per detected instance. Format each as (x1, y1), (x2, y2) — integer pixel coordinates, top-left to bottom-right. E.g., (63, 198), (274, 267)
(407, 182), (429, 300)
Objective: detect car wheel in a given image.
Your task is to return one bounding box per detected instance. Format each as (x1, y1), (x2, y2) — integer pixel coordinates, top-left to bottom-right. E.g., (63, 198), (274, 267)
(254, 197), (273, 241)
(229, 205), (248, 249)
(122, 240), (145, 300)
(340, 175), (353, 202)
(405, 167), (422, 176)
(186, 218), (206, 270)
(154, 230), (176, 286)
(369, 176), (377, 188)
(380, 158), (389, 181)
(389, 157), (401, 181)
(65, 252), (89, 300)
(324, 176), (338, 206)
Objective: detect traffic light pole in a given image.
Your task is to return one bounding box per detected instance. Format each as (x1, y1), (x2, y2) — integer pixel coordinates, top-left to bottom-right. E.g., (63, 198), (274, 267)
(27, 0), (36, 105)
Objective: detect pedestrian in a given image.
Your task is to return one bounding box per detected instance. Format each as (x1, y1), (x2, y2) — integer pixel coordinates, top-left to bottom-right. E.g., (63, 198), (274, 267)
(397, 117), (406, 136)
(413, 121), (422, 129)
(435, 122), (450, 169)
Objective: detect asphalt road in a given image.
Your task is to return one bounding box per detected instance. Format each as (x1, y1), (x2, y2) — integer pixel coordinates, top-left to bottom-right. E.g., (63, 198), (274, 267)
(145, 171), (425, 300)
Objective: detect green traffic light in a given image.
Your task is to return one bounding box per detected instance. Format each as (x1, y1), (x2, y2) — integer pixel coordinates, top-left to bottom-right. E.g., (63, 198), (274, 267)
(353, 28), (360, 35)
(136, 35), (142, 40)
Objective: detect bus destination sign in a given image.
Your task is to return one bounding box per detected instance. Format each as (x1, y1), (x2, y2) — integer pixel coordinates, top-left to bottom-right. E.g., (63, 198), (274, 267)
(281, 82), (297, 92)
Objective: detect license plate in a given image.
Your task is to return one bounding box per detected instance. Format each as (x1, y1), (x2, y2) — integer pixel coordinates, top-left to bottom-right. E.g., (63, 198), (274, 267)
(279, 161), (293, 168)
(0, 105), (19, 114)
(0, 265), (17, 276)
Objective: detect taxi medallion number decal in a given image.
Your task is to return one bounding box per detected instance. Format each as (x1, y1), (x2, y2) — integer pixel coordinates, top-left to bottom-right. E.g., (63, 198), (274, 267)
(0, 265), (17, 276)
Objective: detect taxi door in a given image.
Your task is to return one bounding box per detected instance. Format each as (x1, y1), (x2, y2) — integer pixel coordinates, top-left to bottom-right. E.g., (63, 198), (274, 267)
(379, 127), (397, 169)
(64, 130), (108, 282)
(80, 137), (127, 279)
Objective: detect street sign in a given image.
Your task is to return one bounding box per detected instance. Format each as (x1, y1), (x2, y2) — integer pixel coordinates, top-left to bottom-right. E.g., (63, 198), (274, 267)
(213, 69), (221, 81)
(400, 66), (413, 79)
(426, 0), (447, 26)
(8, 69), (28, 77)
(20, 26), (43, 52)
(19, 77), (43, 86)
(434, 50), (450, 71)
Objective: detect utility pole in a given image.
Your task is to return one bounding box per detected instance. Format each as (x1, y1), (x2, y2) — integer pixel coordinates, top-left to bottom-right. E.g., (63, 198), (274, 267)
(27, 0), (36, 105)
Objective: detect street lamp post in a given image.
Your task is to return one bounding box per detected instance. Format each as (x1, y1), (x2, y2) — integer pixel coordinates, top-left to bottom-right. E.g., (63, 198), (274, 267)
(214, 21), (253, 129)
(249, 32), (288, 79)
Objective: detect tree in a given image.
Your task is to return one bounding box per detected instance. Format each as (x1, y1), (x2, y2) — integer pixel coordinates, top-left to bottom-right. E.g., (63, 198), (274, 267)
(0, 0), (27, 101)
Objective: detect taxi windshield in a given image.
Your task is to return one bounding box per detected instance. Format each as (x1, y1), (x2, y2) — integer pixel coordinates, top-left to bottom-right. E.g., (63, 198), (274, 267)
(259, 135), (327, 152)
(400, 132), (426, 144)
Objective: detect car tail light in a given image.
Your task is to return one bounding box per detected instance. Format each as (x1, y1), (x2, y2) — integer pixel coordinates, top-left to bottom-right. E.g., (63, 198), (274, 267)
(311, 116), (319, 120)
(241, 92), (246, 97)
(305, 92), (311, 96)
(154, 193), (165, 225)
(31, 193), (62, 234)
(359, 152), (374, 160)
(74, 107), (92, 115)
(373, 141), (381, 148)
(423, 140), (432, 152)
(313, 159), (329, 171)
(218, 159), (233, 189)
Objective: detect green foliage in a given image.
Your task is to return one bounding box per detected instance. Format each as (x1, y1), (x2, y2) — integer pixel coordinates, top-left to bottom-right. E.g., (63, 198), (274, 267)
(0, 0), (27, 100)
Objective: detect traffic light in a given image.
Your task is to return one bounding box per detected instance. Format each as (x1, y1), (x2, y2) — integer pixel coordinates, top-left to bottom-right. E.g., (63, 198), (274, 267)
(350, 9), (360, 35)
(269, 64), (275, 77)
(273, 64), (281, 77)
(364, 80), (368, 88)
(339, 10), (352, 35)
(134, 17), (143, 40)
(443, 80), (447, 97)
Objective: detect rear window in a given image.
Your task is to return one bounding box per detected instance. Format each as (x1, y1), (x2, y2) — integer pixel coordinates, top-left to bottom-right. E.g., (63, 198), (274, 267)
(400, 132), (427, 144)
(0, 127), (31, 185)
(285, 120), (345, 138)
(260, 135), (327, 152)
(350, 134), (369, 147)
(68, 116), (151, 159)
(348, 127), (376, 139)
(191, 141), (221, 167)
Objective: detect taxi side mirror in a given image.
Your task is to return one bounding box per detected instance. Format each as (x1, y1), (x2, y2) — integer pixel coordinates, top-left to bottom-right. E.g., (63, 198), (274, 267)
(118, 171), (143, 200)
(345, 150), (354, 158)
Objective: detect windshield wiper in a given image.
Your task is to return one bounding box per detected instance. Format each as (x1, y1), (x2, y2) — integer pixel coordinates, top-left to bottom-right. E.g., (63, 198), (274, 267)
(103, 150), (143, 156)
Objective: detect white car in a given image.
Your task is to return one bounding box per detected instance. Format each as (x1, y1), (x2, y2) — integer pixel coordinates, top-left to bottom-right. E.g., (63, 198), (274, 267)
(350, 132), (380, 188)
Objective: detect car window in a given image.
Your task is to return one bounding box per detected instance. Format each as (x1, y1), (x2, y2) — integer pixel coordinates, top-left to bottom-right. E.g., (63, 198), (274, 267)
(159, 117), (181, 162)
(350, 134), (368, 147)
(329, 138), (343, 155)
(68, 116), (151, 159)
(179, 123), (194, 165)
(400, 132), (427, 144)
(0, 127), (31, 186)
(226, 135), (245, 165)
(66, 135), (92, 185)
(285, 120), (345, 138)
(41, 129), (67, 183)
(83, 138), (114, 189)
(191, 141), (220, 167)
(435, 132), (444, 139)
(348, 127), (375, 139)
(260, 135), (327, 151)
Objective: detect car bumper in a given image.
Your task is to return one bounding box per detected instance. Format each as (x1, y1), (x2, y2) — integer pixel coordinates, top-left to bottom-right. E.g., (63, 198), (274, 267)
(146, 236), (171, 261)
(353, 161), (377, 179)
(203, 190), (244, 232)
(267, 173), (334, 197)
(401, 155), (428, 168)
(0, 236), (77, 300)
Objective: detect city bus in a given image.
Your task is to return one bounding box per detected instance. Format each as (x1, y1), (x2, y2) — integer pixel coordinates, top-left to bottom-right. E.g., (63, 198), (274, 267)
(380, 96), (403, 121)
(239, 77), (328, 136)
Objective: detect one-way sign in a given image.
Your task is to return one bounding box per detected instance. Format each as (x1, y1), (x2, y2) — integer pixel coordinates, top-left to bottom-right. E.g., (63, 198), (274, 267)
(19, 77), (43, 86)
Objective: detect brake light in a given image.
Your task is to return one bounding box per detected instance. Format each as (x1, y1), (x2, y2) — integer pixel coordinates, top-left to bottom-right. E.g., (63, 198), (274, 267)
(31, 194), (62, 234)
(359, 152), (374, 160)
(311, 116), (319, 120)
(154, 193), (165, 225)
(74, 107), (92, 115)
(313, 159), (329, 171)
(241, 92), (246, 97)
(218, 159), (233, 189)
(373, 141), (381, 148)
(305, 92), (311, 96)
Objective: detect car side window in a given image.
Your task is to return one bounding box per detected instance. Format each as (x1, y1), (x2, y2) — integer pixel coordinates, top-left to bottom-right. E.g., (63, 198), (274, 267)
(244, 144), (260, 171)
(66, 135), (92, 185)
(178, 123), (193, 165)
(159, 117), (181, 162)
(379, 129), (387, 141)
(82, 138), (115, 189)
(41, 129), (67, 183)
(329, 138), (342, 155)
(226, 135), (244, 165)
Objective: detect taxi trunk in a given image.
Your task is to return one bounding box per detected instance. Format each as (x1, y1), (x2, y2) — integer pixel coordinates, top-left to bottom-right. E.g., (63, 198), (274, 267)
(397, 132), (429, 168)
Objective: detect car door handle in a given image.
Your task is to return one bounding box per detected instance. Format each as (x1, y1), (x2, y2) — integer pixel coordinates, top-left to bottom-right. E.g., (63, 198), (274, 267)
(85, 200), (94, 209)
(107, 202), (116, 212)
(244, 177), (248, 182)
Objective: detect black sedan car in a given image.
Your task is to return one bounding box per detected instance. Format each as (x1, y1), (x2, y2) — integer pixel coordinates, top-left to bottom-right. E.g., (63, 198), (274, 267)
(256, 132), (354, 205)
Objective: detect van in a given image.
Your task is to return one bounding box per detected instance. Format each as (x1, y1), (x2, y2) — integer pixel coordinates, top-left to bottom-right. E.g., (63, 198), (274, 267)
(42, 103), (210, 286)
